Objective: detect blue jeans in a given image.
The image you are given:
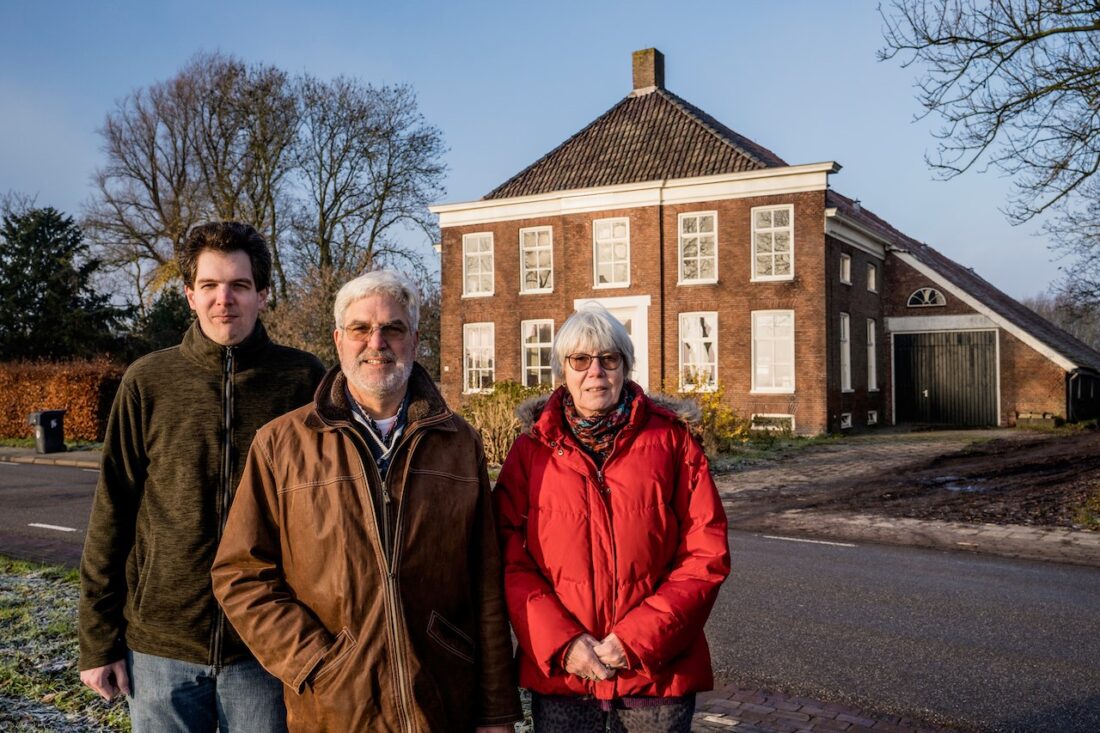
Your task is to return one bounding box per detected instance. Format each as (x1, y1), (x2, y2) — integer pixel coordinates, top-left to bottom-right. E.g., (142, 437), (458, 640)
(126, 650), (288, 733)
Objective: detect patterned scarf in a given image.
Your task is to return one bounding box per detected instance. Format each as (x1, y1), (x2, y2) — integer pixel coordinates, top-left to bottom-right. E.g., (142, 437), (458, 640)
(562, 386), (634, 466)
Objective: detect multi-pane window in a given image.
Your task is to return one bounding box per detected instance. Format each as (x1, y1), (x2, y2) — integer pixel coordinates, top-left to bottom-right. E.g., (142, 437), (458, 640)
(520, 227), (553, 293)
(751, 205), (793, 280)
(679, 212), (717, 284)
(593, 218), (630, 287)
(908, 287), (946, 307)
(840, 313), (852, 392)
(462, 233), (494, 296)
(867, 263), (878, 292)
(463, 322), (494, 393)
(679, 312), (718, 390)
(867, 318), (878, 391)
(521, 319), (554, 388)
(840, 253), (852, 284)
(751, 310), (795, 393)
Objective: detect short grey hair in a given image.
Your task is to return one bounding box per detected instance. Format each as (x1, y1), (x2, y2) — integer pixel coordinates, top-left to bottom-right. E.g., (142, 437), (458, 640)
(551, 303), (634, 381)
(333, 270), (421, 332)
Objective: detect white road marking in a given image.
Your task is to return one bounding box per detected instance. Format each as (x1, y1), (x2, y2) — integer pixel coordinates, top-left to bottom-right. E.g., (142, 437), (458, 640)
(761, 534), (856, 548)
(28, 523), (79, 533)
(81, 468), (100, 473)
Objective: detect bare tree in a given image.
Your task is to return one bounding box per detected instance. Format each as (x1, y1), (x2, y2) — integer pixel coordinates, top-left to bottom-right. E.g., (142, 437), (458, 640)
(85, 53), (302, 307)
(1022, 290), (1100, 350)
(879, 1), (1100, 223)
(291, 76), (446, 278)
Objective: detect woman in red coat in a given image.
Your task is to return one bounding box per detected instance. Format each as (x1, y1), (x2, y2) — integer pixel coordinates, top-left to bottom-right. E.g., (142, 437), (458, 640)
(495, 304), (731, 732)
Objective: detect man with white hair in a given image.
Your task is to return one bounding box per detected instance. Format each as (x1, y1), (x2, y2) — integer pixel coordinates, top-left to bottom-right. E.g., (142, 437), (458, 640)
(212, 270), (521, 732)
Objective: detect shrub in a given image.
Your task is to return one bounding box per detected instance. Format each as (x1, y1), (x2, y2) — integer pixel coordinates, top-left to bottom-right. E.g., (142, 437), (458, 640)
(0, 359), (123, 441)
(670, 380), (753, 457)
(462, 380), (550, 465)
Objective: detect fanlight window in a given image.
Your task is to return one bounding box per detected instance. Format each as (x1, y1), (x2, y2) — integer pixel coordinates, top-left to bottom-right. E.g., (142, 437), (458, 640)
(907, 287), (946, 308)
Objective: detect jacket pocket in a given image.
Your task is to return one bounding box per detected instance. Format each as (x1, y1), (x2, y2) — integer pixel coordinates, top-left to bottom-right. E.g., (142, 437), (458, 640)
(426, 610), (475, 664)
(309, 627), (358, 693)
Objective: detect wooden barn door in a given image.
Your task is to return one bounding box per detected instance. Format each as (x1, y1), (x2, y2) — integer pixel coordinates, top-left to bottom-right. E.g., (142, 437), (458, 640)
(894, 331), (997, 426)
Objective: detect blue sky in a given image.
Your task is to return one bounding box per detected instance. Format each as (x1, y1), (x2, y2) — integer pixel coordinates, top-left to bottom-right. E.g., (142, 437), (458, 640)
(0, 0), (1064, 299)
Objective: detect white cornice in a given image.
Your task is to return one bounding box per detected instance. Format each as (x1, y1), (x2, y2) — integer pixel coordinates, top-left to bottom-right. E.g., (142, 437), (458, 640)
(430, 162), (840, 228)
(886, 314), (995, 332)
(892, 251), (1077, 371)
(823, 209), (887, 260)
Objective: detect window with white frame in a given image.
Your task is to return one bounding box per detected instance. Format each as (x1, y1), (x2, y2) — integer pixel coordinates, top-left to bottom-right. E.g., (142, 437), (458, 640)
(867, 263), (878, 292)
(462, 233), (494, 296)
(839, 253), (852, 284)
(867, 318), (878, 391)
(751, 205), (793, 280)
(679, 312), (718, 390)
(521, 319), (554, 389)
(520, 227), (553, 293)
(463, 322), (494, 393)
(593, 218), (630, 287)
(751, 310), (795, 393)
(840, 313), (851, 392)
(679, 212), (717, 284)
(908, 287), (946, 307)
(751, 414), (795, 432)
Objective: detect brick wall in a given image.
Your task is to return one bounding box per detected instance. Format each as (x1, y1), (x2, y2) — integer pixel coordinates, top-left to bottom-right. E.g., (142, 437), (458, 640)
(440, 190), (837, 433)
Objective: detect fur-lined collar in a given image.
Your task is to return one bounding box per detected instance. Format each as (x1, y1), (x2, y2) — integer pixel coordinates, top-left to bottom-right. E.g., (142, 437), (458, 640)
(515, 385), (702, 433)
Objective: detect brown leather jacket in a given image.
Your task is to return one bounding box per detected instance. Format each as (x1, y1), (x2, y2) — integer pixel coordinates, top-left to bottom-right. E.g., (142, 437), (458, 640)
(212, 364), (521, 732)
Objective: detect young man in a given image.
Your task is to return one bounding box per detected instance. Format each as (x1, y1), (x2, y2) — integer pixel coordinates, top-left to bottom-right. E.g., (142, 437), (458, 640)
(79, 222), (325, 732)
(211, 270), (521, 732)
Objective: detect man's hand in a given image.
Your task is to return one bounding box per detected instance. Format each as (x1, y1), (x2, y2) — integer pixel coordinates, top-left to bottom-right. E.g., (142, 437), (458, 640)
(475, 727), (515, 733)
(593, 632), (628, 671)
(563, 633), (614, 681)
(80, 659), (130, 700)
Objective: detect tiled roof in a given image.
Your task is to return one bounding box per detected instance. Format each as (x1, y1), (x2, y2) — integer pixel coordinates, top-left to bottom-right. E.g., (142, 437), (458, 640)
(483, 88), (787, 200)
(827, 190), (1100, 373)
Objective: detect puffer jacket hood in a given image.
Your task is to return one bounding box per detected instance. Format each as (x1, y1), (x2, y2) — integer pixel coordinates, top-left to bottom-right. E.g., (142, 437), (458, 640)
(514, 385), (702, 433)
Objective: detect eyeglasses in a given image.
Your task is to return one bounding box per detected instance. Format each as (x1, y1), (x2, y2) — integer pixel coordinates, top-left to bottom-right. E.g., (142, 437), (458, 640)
(342, 321), (410, 343)
(565, 352), (623, 372)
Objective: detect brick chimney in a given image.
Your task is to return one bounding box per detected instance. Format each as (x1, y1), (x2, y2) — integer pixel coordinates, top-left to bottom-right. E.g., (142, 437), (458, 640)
(632, 48), (664, 92)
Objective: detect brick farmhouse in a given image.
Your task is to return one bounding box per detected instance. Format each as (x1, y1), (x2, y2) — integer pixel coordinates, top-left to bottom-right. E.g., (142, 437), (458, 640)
(430, 49), (1100, 434)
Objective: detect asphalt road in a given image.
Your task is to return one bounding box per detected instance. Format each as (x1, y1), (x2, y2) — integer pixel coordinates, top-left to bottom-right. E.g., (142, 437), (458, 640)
(0, 461), (97, 566)
(709, 530), (1100, 732)
(2, 464), (1099, 731)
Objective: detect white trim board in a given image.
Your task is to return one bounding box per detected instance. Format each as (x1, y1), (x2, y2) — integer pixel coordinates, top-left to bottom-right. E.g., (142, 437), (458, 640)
(892, 251), (1077, 371)
(887, 314), (996, 332)
(823, 210), (888, 260)
(431, 162), (839, 228)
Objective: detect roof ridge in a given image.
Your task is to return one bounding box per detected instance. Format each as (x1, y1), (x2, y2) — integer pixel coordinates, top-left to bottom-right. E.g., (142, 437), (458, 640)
(656, 88), (787, 168)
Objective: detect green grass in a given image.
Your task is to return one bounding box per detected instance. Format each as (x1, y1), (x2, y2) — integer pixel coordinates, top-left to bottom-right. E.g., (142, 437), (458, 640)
(1074, 490), (1100, 530)
(0, 555), (130, 732)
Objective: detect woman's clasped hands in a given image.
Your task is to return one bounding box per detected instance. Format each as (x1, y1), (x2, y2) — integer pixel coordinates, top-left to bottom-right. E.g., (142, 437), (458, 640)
(563, 633), (629, 681)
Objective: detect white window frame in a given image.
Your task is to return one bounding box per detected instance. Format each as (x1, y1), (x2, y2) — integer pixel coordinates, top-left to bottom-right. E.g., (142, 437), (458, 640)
(867, 318), (878, 392)
(677, 211), (718, 285)
(907, 287), (947, 307)
(867, 410), (878, 426)
(840, 312), (852, 393)
(520, 319), (554, 389)
(519, 226), (553, 294)
(462, 322), (495, 393)
(592, 217), (630, 288)
(840, 412), (853, 429)
(839, 253), (852, 285)
(678, 312), (718, 391)
(750, 310), (795, 394)
(462, 233), (494, 297)
(751, 414), (795, 432)
(750, 204), (794, 282)
(867, 263), (878, 293)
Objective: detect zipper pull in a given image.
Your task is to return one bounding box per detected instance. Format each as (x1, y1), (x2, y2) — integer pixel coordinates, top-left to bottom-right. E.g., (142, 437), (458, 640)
(383, 486), (392, 504)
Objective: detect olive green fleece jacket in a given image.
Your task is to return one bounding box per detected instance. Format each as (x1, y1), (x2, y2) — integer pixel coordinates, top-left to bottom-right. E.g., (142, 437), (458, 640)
(78, 320), (325, 670)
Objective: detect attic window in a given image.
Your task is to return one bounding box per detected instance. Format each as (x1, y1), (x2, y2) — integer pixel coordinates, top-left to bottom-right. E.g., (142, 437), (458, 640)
(907, 287), (946, 308)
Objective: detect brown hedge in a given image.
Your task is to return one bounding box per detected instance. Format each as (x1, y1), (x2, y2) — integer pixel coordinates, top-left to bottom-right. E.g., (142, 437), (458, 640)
(0, 359), (124, 442)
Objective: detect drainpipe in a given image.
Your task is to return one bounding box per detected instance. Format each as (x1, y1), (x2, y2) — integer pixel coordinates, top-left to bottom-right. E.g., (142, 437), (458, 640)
(658, 179), (667, 390)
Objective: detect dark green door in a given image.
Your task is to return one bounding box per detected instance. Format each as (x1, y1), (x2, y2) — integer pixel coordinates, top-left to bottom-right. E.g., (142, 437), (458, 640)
(894, 331), (997, 426)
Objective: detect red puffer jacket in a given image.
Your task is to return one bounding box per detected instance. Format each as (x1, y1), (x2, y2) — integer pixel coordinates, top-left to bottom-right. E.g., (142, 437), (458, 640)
(494, 383), (730, 700)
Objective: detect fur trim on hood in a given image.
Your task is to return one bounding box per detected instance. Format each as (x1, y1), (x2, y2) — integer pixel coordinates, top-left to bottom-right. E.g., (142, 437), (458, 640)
(515, 388), (702, 432)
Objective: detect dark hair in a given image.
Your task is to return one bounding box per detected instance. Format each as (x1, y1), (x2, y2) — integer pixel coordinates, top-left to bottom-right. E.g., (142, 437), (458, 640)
(178, 222), (272, 292)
